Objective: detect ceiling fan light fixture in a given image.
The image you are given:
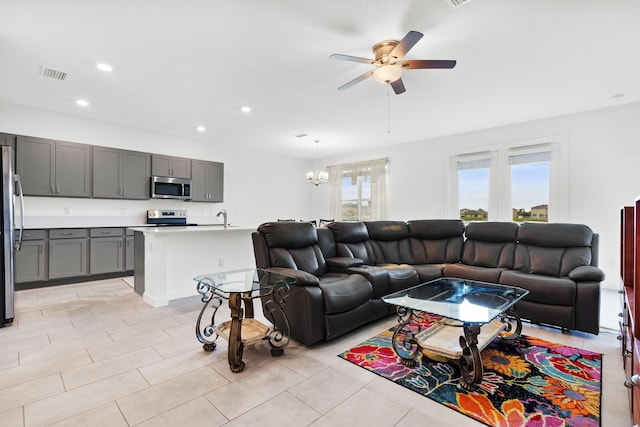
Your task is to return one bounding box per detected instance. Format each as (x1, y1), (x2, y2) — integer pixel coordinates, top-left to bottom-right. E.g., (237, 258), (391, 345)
(373, 64), (402, 84)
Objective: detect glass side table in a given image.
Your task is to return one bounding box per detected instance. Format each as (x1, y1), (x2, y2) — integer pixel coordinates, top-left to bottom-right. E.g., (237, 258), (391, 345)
(193, 268), (295, 372)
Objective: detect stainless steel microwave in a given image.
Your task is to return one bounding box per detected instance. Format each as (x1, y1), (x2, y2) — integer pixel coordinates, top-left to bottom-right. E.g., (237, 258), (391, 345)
(150, 176), (192, 200)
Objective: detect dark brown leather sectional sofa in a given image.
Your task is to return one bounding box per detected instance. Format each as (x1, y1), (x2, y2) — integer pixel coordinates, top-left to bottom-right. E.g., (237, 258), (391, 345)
(251, 220), (605, 346)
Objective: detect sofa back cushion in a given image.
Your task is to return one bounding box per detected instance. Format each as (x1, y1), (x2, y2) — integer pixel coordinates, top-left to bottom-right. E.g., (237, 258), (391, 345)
(257, 222), (328, 276)
(461, 222), (518, 268)
(327, 221), (375, 264)
(365, 221), (413, 264)
(408, 219), (464, 264)
(514, 222), (594, 276)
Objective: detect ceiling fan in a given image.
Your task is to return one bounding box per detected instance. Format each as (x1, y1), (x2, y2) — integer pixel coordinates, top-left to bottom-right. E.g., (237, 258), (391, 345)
(330, 30), (456, 95)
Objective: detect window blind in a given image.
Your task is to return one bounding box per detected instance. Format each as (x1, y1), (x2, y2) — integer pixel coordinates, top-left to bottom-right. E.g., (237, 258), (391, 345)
(457, 158), (491, 170)
(509, 151), (551, 165)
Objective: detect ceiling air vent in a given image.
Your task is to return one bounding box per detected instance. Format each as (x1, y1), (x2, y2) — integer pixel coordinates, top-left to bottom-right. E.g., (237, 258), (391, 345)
(39, 66), (68, 81)
(448, 0), (472, 6)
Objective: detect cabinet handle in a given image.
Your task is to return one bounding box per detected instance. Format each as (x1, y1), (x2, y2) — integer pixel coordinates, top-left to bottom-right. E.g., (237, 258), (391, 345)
(101, 231), (111, 234)
(24, 234), (30, 238)
(624, 349), (633, 358)
(123, 188), (127, 197)
(126, 240), (130, 247)
(619, 312), (624, 318)
(50, 184), (54, 194)
(56, 184), (60, 194)
(62, 232), (72, 236)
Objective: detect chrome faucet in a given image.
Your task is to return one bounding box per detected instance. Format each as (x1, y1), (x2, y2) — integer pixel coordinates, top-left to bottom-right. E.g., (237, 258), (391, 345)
(217, 209), (228, 228)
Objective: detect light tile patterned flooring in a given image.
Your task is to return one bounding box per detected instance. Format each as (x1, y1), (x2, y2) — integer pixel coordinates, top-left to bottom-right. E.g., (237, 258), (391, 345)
(0, 278), (631, 426)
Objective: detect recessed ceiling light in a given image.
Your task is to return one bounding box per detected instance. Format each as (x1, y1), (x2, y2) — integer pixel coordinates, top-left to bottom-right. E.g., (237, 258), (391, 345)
(240, 106), (251, 113)
(96, 63), (113, 72)
(76, 99), (89, 107)
(196, 126), (206, 132)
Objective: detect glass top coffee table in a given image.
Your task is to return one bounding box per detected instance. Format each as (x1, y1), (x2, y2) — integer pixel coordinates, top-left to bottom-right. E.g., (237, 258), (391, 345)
(193, 269), (295, 372)
(382, 277), (529, 389)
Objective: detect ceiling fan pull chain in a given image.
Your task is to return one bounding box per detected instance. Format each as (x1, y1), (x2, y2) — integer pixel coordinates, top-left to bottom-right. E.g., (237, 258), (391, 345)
(387, 91), (391, 134)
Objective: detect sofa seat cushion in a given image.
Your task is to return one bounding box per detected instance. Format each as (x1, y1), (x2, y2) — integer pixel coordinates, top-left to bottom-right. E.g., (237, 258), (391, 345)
(499, 270), (576, 305)
(377, 264), (419, 293)
(318, 273), (373, 314)
(443, 264), (507, 283)
(408, 264), (443, 283)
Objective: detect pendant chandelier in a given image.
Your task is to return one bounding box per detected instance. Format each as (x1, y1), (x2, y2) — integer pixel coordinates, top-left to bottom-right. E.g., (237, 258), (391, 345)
(306, 140), (329, 186)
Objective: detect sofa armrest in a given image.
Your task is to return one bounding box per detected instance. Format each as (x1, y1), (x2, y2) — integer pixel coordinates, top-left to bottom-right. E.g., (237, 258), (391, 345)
(264, 267), (320, 286)
(568, 265), (605, 282)
(326, 257), (365, 268)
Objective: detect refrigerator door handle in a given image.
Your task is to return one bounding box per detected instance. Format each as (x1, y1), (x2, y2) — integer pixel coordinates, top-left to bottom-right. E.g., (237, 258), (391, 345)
(14, 174), (25, 251)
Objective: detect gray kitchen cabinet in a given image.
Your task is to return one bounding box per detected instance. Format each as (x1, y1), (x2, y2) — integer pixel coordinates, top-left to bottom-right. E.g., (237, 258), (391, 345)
(191, 160), (224, 202)
(151, 154), (191, 178)
(48, 229), (89, 279)
(16, 136), (91, 197)
(15, 230), (47, 283)
(93, 147), (150, 199)
(90, 228), (124, 275)
(125, 234), (134, 271)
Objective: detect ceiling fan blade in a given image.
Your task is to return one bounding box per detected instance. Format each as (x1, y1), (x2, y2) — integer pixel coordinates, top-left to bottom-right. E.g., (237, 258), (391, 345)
(330, 54), (376, 64)
(390, 78), (406, 95)
(337, 70), (374, 91)
(400, 59), (457, 69)
(390, 30), (424, 60)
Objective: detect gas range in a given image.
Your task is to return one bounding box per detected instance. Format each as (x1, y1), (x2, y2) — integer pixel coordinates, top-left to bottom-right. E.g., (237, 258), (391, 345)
(146, 210), (197, 226)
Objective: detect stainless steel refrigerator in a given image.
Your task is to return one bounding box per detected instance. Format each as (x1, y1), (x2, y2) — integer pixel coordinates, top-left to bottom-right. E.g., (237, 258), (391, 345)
(1, 146), (24, 327)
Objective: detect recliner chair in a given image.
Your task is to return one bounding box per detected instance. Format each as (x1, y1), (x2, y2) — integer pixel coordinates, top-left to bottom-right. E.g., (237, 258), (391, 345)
(252, 221), (375, 345)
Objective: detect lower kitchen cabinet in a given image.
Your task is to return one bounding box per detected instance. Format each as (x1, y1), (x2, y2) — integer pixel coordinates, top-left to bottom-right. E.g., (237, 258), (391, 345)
(90, 228), (124, 275)
(16, 227), (135, 287)
(49, 238), (88, 279)
(15, 240), (47, 283)
(125, 234), (134, 271)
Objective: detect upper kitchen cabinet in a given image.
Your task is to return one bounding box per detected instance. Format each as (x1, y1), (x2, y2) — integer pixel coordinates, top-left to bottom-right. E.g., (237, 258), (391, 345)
(16, 136), (91, 197)
(191, 160), (224, 202)
(93, 147), (151, 199)
(151, 154), (191, 179)
(0, 133), (16, 151)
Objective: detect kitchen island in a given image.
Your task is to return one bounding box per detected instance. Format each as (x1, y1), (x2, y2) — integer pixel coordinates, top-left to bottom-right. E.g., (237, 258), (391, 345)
(129, 225), (257, 307)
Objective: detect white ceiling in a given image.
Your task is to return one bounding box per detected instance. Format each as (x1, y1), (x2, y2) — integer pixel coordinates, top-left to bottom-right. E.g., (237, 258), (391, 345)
(0, 0), (638, 159)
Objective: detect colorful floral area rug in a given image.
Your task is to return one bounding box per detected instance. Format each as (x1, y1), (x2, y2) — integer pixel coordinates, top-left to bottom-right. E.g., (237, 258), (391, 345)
(338, 317), (602, 427)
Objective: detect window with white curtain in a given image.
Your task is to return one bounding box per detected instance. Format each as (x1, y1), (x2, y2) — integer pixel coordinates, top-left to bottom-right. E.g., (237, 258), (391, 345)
(328, 158), (389, 221)
(449, 138), (567, 222)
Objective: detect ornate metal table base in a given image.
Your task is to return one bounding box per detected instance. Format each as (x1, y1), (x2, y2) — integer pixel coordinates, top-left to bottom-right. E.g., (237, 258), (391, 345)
(390, 307), (523, 390)
(195, 281), (290, 372)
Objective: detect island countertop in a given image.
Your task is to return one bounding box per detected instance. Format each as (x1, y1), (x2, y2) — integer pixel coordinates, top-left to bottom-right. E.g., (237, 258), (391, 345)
(128, 225), (255, 233)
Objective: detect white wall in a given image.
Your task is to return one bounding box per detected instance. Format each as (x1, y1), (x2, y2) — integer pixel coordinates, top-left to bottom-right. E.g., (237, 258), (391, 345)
(0, 101), (311, 228)
(4, 100), (639, 290)
(310, 101), (640, 290)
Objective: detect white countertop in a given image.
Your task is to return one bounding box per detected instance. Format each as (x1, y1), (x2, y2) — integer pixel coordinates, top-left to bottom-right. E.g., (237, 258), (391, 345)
(128, 225), (255, 233)
(22, 216), (255, 231)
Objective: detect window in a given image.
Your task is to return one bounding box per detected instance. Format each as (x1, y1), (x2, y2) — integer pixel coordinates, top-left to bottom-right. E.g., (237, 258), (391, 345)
(328, 158), (389, 221)
(449, 139), (566, 222)
(457, 157), (491, 221)
(509, 151), (551, 222)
